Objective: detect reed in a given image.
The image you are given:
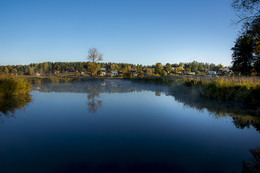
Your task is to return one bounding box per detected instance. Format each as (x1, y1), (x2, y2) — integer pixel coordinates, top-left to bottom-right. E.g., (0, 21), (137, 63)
(170, 76), (260, 108)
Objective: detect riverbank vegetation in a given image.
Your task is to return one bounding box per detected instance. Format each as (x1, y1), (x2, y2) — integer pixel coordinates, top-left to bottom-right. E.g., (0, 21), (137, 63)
(169, 77), (260, 110)
(0, 93), (32, 117)
(0, 77), (31, 97)
(0, 77), (32, 116)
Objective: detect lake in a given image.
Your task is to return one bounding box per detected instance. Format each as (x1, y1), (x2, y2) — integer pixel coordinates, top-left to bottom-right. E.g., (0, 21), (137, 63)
(0, 79), (259, 173)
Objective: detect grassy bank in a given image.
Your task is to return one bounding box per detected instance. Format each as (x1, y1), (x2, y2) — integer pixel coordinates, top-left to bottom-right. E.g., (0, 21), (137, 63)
(0, 77), (32, 97)
(19, 75), (107, 84)
(169, 77), (260, 109)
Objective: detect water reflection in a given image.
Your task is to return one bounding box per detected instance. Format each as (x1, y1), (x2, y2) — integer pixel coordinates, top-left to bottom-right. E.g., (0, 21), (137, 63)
(33, 80), (168, 114)
(0, 94), (32, 119)
(87, 85), (102, 113)
(242, 148), (260, 173)
(33, 79), (168, 94)
(1, 80), (259, 172)
(33, 79), (260, 131)
(170, 85), (260, 132)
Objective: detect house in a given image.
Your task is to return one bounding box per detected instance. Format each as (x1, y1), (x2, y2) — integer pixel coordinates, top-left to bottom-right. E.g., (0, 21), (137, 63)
(200, 70), (208, 73)
(107, 71), (118, 77)
(218, 68), (230, 75)
(54, 70), (60, 75)
(187, 72), (195, 75)
(111, 71), (118, 76)
(132, 72), (139, 77)
(107, 72), (112, 77)
(118, 72), (123, 77)
(100, 68), (106, 76)
(208, 71), (217, 75)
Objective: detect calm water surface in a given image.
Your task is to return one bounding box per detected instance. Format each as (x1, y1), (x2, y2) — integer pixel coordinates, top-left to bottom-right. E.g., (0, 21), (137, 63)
(0, 80), (259, 173)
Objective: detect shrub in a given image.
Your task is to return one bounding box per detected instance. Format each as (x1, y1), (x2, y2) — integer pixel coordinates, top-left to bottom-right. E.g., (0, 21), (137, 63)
(0, 77), (31, 97)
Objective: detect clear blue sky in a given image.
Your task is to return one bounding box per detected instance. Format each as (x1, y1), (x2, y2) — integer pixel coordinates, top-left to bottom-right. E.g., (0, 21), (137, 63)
(0, 0), (240, 66)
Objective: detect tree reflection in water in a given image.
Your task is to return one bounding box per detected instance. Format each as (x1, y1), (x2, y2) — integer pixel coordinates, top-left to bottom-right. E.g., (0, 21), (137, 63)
(0, 94), (32, 119)
(169, 85), (260, 172)
(170, 85), (260, 132)
(87, 85), (103, 113)
(242, 148), (260, 173)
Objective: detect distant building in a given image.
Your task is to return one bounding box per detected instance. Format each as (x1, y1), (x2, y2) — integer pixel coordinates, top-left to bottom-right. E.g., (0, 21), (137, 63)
(132, 72), (139, 77)
(200, 70), (208, 73)
(54, 70), (60, 75)
(208, 71), (217, 75)
(111, 71), (118, 76)
(118, 72), (123, 77)
(218, 68), (230, 75)
(107, 71), (118, 77)
(100, 68), (106, 76)
(187, 72), (195, 75)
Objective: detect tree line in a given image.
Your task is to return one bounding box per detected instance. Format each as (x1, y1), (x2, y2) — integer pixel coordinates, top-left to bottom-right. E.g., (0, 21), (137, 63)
(0, 60), (224, 77)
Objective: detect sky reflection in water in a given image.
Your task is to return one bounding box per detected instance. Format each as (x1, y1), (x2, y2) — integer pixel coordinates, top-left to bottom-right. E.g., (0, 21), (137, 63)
(0, 79), (259, 173)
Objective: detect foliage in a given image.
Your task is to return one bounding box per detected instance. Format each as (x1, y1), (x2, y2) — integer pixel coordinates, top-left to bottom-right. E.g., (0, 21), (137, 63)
(165, 63), (172, 73)
(0, 61), (229, 77)
(0, 77), (32, 97)
(88, 48), (103, 76)
(161, 70), (168, 76)
(0, 93), (32, 117)
(155, 63), (163, 75)
(169, 77), (260, 108)
(231, 35), (256, 75)
(242, 148), (260, 173)
(232, 0), (260, 28)
(231, 0), (260, 75)
(123, 72), (132, 79)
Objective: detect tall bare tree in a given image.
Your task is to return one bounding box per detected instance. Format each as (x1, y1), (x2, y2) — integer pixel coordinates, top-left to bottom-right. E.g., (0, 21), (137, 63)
(87, 48), (103, 76)
(88, 48), (103, 63)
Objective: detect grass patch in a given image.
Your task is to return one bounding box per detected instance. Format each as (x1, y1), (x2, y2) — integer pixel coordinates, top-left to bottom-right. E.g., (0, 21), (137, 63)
(170, 77), (260, 109)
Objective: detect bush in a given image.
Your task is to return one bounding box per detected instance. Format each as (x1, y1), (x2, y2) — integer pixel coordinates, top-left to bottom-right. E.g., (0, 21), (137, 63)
(123, 72), (132, 79)
(0, 77), (31, 97)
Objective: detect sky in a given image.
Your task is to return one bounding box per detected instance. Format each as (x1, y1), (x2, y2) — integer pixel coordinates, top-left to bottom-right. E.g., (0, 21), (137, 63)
(0, 0), (241, 66)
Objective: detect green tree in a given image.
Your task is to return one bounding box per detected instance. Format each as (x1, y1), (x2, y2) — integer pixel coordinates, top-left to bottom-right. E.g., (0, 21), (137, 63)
(165, 63), (172, 73)
(87, 62), (99, 76)
(161, 70), (167, 76)
(4, 67), (9, 74)
(232, 35), (256, 75)
(155, 63), (163, 75)
(145, 68), (153, 76)
(11, 68), (17, 75)
(110, 63), (120, 71)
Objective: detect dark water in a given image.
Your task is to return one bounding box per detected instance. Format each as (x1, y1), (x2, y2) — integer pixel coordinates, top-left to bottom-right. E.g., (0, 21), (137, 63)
(0, 80), (259, 173)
